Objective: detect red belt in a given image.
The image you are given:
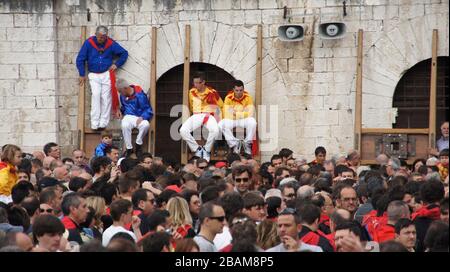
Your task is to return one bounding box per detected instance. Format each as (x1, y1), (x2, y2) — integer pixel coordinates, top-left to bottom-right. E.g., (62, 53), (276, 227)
(194, 112), (214, 125)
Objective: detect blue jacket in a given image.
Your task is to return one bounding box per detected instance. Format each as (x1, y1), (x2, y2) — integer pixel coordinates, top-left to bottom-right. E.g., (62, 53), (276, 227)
(95, 142), (110, 157)
(120, 85), (153, 121)
(76, 36), (128, 77)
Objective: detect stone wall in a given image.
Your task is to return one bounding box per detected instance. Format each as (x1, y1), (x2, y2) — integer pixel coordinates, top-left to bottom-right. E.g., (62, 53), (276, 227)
(0, 0), (448, 162)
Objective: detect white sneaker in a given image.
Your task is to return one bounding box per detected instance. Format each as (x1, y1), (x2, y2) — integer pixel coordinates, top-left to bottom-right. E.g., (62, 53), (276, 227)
(203, 147), (211, 162)
(194, 146), (203, 158)
(244, 142), (252, 155)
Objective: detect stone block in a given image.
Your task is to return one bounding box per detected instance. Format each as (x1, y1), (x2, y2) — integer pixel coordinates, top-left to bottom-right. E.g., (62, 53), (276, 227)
(324, 95), (350, 110)
(304, 110), (339, 126)
(241, 0), (259, 9)
(22, 132), (57, 146)
(182, 0), (211, 11)
(244, 10), (262, 25)
(28, 13), (55, 27)
(128, 25), (150, 41)
(11, 41), (33, 52)
(0, 42), (11, 52)
(215, 10), (245, 25)
(35, 96), (56, 109)
(14, 14), (28, 27)
(399, 4), (425, 19)
(38, 64), (57, 79)
(71, 12), (100, 26)
(262, 9), (284, 24)
(135, 12), (152, 25)
(179, 11), (199, 21)
(34, 41), (56, 52)
(0, 64), (19, 79)
(0, 14), (13, 27)
(109, 26), (128, 41)
(15, 79), (56, 96)
(5, 96), (35, 109)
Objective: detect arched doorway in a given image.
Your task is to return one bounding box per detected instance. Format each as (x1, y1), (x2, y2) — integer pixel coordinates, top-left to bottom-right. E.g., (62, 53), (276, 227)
(393, 57), (449, 135)
(155, 63), (236, 162)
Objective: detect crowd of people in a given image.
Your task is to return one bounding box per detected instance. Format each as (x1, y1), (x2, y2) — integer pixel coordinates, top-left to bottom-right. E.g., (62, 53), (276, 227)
(0, 121), (448, 252)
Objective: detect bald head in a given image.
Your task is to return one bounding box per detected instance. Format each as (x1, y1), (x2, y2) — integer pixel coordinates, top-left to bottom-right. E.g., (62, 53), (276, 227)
(53, 166), (69, 182)
(43, 156), (55, 169)
(335, 208), (351, 220)
(376, 154), (389, 166)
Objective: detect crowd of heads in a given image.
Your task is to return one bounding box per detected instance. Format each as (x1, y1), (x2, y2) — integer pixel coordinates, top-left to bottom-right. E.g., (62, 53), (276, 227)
(0, 140), (448, 252)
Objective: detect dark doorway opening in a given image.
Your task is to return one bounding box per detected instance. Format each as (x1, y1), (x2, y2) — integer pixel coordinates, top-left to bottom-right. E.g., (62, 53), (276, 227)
(155, 63), (236, 162)
(393, 57), (449, 136)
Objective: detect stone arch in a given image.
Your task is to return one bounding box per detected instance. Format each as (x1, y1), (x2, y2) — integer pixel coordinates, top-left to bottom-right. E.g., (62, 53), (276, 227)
(361, 13), (449, 128)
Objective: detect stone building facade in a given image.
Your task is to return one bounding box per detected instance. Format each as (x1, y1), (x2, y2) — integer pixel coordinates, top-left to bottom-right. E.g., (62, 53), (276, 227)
(0, 0), (448, 161)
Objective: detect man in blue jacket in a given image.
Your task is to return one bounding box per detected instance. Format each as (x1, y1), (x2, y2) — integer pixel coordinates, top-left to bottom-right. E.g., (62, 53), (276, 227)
(115, 78), (153, 158)
(76, 25), (128, 130)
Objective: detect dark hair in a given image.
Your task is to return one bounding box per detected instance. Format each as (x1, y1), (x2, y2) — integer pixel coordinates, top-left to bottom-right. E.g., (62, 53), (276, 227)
(156, 189), (178, 208)
(330, 210), (350, 226)
(266, 197), (282, 219)
(21, 196), (40, 217)
(39, 188), (56, 205)
(441, 198), (449, 214)
(110, 199), (132, 221)
(80, 240), (106, 252)
(193, 71), (206, 81)
(233, 80), (244, 88)
(118, 173), (139, 194)
(270, 155), (282, 165)
(18, 159), (32, 175)
(69, 177), (87, 192)
(91, 156), (111, 174)
(418, 165), (428, 176)
(227, 152), (241, 165)
(80, 206), (96, 229)
(62, 157), (74, 164)
(219, 192), (244, 223)
(198, 177), (215, 192)
(313, 178), (332, 194)
(314, 146), (326, 156)
(420, 179), (445, 204)
(138, 152), (153, 163)
(120, 158), (139, 173)
(132, 189), (150, 209)
(380, 240), (409, 252)
(61, 192), (83, 216)
(146, 210), (170, 231)
(7, 206), (30, 232)
(366, 175), (385, 198)
(100, 182), (119, 205)
(307, 165), (323, 178)
(311, 194), (325, 208)
(11, 181), (33, 205)
(279, 148), (293, 159)
(335, 221), (362, 238)
(43, 142), (58, 156)
(404, 181), (421, 196)
(198, 201), (222, 224)
(297, 203), (321, 225)
(424, 220), (449, 252)
(232, 165), (253, 180)
(243, 192), (264, 210)
(33, 214), (65, 243)
(180, 190), (199, 206)
(107, 237), (138, 252)
(31, 158), (43, 169)
(142, 232), (171, 252)
(439, 148), (449, 157)
(389, 176), (408, 189)
(175, 238), (200, 252)
(104, 145), (119, 155)
(200, 185), (220, 203)
(394, 218), (414, 234)
(334, 165), (353, 178)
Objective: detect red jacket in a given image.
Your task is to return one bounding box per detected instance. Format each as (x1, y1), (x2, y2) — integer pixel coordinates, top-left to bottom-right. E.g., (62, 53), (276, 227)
(372, 224), (395, 243)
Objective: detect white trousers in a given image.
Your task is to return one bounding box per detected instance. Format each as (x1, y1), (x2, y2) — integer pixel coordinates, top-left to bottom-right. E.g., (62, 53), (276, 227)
(88, 71), (112, 129)
(121, 115), (150, 150)
(218, 117), (257, 148)
(179, 114), (219, 152)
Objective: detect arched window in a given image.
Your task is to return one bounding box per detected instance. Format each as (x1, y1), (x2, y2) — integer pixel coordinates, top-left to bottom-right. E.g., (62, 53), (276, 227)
(393, 57), (449, 135)
(155, 63), (236, 160)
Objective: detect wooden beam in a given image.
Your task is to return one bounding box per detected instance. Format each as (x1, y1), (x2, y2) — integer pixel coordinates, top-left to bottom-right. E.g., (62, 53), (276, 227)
(361, 128), (429, 134)
(181, 25), (191, 165)
(354, 29), (363, 153)
(254, 24), (263, 160)
(429, 29), (438, 149)
(77, 26), (87, 151)
(148, 27), (157, 154)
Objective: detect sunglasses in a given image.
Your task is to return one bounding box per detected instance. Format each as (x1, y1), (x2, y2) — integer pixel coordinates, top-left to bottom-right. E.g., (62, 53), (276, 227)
(285, 193), (296, 198)
(279, 207), (296, 215)
(235, 178), (249, 183)
(40, 208), (53, 213)
(209, 216), (225, 222)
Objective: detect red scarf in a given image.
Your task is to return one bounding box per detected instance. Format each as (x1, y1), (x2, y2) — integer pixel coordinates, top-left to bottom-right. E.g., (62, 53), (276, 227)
(61, 216), (77, 230)
(87, 37), (119, 113)
(319, 214), (330, 227)
(412, 205), (441, 221)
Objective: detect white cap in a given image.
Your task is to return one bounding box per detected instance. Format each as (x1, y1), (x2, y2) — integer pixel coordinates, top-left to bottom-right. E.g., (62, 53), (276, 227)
(264, 189), (282, 200)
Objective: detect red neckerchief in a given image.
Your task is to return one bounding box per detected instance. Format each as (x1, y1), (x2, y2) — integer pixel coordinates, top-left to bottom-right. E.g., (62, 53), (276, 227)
(412, 205), (441, 221)
(61, 216), (77, 230)
(87, 36), (114, 53)
(226, 90), (248, 104)
(125, 85), (142, 100)
(319, 214), (330, 226)
(0, 162), (16, 174)
(301, 231), (320, 246)
(191, 87), (220, 105)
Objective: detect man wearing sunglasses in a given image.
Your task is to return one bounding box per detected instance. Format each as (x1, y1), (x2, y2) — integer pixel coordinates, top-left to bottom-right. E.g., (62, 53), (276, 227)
(194, 201), (226, 252)
(232, 165), (252, 196)
(266, 208), (322, 252)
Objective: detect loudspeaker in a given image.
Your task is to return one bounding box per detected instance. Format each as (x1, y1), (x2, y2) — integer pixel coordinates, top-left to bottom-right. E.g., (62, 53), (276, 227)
(319, 22), (346, 39)
(278, 25), (305, 42)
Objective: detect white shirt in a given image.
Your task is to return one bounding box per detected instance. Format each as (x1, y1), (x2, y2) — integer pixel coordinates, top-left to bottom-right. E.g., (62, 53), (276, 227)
(102, 225), (137, 247)
(213, 226), (232, 251)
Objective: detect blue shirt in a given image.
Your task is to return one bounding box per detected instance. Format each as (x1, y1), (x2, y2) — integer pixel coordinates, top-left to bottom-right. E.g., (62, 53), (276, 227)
(76, 36), (128, 77)
(95, 142), (110, 157)
(120, 86), (153, 121)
